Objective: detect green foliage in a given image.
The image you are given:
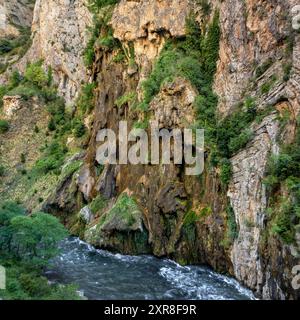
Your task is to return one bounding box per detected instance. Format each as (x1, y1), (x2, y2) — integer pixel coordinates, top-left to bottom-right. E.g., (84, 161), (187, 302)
(7, 85), (40, 100)
(112, 50), (126, 63)
(89, 195), (107, 215)
(20, 153), (26, 164)
(200, 11), (221, 81)
(255, 58), (273, 78)
(34, 141), (68, 174)
(48, 117), (56, 131)
(77, 83), (96, 114)
(0, 26), (31, 59)
(183, 210), (199, 227)
(84, 18), (102, 67)
(84, 4), (120, 67)
(0, 119), (9, 133)
(226, 204), (238, 242)
(0, 203), (67, 266)
(87, 0), (119, 13)
(283, 63), (292, 82)
(264, 118), (300, 244)
(0, 164), (5, 176)
(196, 0), (212, 15)
(216, 98), (257, 159)
(99, 194), (140, 228)
(228, 129), (253, 155)
(220, 158), (232, 189)
(271, 199), (296, 244)
(260, 75), (277, 95)
(138, 11), (219, 111)
(115, 91), (137, 108)
(73, 120), (86, 138)
(0, 201), (80, 300)
(9, 70), (22, 88)
(24, 60), (48, 88)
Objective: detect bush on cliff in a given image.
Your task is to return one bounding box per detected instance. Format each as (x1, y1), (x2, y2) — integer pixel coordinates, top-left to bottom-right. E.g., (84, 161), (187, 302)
(0, 119), (9, 133)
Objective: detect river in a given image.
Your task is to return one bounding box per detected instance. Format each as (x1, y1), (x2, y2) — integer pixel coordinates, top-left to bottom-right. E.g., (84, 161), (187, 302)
(46, 237), (255, 300)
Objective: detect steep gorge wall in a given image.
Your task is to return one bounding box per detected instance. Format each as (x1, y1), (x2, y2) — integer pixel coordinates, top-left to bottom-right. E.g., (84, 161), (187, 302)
(74, 0), (299, 299)
(1, 0), (300, 300)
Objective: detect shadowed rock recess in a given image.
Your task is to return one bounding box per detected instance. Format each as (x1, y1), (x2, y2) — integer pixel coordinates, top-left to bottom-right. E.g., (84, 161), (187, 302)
(0, 0), (300, 300)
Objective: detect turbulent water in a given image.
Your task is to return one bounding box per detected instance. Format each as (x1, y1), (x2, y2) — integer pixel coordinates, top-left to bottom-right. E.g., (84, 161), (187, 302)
(46, 238), (255, 300)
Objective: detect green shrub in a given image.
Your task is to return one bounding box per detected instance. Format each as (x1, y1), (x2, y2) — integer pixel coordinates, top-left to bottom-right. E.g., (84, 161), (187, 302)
(89, 195), (107, 214)
(229, 129), (253, 154)
(7, 85), (40, 100)
(34, 141), (67, 174)
(115, 91), (137, 108)
(99, 194), (140, 228)
(260, 75), (277, 95)
(24, 60), (48, 88)
(227, 204), (238, 241)
(0, 26), (31, 59)
(0, 165), (5, 176)
(196, 0), (212, 15)
(77, 82), (96, 114)
(73, 121), (86, 138)
(267, 153), (299, 182)
(0, 119), (9, 133)
(220, 159), (232, 188)
(9, 71), (22, 88)
(283, 63), (292, 82)
(87, 0), (119, 13)
(48, 118), (56, 131)
(271, 199), (295, 244)
(0, 201), (80, 300)
(255, 58), (273, 78)
(20, 153), (26, 164)
(183, 211), (199, 226)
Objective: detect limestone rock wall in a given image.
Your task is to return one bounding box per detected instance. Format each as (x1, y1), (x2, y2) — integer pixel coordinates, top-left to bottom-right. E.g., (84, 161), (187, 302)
(0, 0), (34, 38)
(15, 0), (92, 105)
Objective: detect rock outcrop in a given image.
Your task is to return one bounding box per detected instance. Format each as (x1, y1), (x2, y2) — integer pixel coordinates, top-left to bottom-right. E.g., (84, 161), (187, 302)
(0, 0), (34, 38)
(14, 0), (92, 104)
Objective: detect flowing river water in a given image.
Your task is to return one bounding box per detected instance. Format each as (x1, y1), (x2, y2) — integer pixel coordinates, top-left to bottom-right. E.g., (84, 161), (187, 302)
(46, 237), (255, 300)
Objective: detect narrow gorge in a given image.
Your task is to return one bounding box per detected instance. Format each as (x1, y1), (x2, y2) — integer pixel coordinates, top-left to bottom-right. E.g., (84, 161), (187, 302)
(0, 0), (299, 300)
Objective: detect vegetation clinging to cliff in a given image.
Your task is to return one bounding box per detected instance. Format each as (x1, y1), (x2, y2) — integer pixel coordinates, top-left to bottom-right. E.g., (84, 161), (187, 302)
(264, 119), (300, 244)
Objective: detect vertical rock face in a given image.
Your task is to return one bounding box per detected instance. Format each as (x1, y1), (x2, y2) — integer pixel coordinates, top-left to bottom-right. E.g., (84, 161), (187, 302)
(0, 0), (34, 38)
(71, 0), (300, 299)
(213, 0), (300, 299)
(111, 0), (191, 90)
(214, 0), (299, 116)
(229, 114), (280, 292)
(15, 0), (92, 104)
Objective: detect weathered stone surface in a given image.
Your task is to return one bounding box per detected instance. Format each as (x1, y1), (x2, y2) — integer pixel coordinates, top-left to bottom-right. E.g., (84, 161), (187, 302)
(214, 0), (299, 117)
(79, 206), (93, 224)
(14, 0), (92, 104)
(0, 0), (34, 38)
(150, 77), (197, 129)
(3, 95), (23, 118)
(111, 0), (191, 93)
(85, 193), (150, 254)
(228, 114), (280, 293)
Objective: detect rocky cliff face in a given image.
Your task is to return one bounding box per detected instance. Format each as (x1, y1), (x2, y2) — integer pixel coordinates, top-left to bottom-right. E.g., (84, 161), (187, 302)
(0, 0), (34, 38)
(1, 0), (299, 300)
